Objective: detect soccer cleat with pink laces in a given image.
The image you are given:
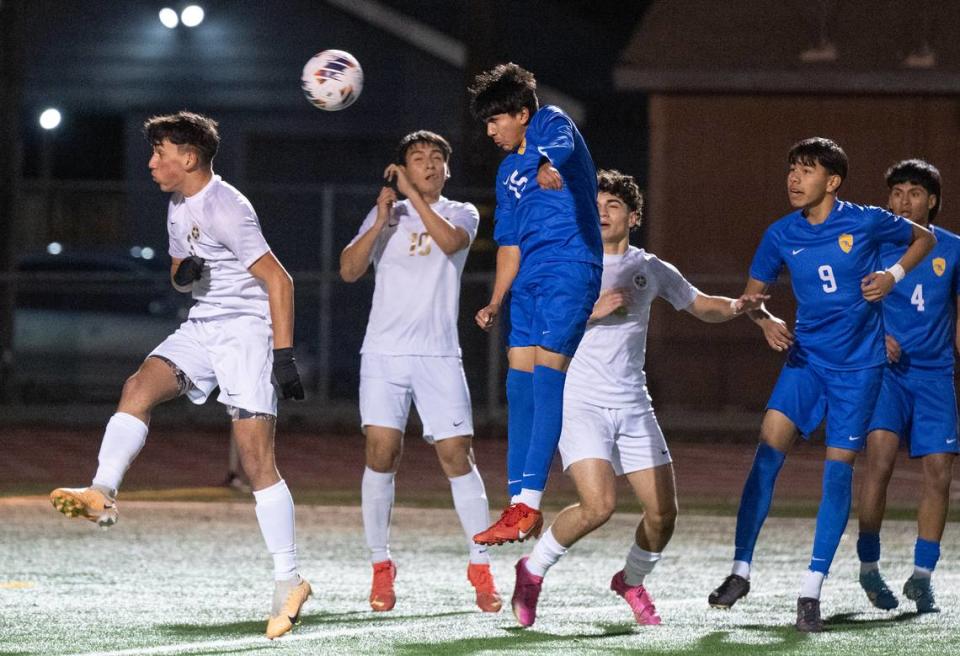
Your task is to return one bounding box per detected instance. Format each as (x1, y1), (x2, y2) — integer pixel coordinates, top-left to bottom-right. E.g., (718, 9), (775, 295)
(511, 557), (544, 627)
(610, 570), (662, 625)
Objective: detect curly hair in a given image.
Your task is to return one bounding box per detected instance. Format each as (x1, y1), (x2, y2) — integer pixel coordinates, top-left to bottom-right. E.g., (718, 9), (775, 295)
(598, 169), (644, 224)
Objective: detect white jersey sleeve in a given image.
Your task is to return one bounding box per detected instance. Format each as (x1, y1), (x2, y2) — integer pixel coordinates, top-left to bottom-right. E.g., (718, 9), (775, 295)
(449, 202), (480, 245)
(206, 198), (270, 269)
(349, 206), (389, 266)
(648, 256), (700, 311)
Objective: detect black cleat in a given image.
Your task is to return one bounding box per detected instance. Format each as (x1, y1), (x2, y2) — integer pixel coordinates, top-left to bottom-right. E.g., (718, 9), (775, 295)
(795, 597), (823, 632)
(708, 574), (750, 609)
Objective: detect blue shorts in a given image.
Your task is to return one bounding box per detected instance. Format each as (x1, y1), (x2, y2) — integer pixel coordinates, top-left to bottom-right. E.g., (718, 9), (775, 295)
(508, 261), (601, 357)
(767, 357), (883, 452)
(868, 367), (959, 458)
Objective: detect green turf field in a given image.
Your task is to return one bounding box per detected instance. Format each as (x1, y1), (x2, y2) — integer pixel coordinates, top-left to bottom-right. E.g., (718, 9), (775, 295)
(2, 499), (958, 655)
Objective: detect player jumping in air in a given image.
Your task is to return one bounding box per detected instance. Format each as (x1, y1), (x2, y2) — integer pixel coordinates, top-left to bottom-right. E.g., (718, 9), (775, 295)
(49, 112), (310, 639)
(510, 169), (768, 628)
(857, 159), (958, 614)
(707, 138), (935, 632)
(340, 131), (501, 614)
(469, 63), (603, 545)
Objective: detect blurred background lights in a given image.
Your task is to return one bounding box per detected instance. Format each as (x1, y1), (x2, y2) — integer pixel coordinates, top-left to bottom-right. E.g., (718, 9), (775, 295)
(141, 247), (155, 260)
(46, 242), (63, 255)
(158, 8), (179, 29)
(181, 5), (204, 27)
(38, 108), (61, 130)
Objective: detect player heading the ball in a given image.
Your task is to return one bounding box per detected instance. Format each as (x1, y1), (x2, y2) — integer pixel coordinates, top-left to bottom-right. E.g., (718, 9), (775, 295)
(49, 111), (310, 640)
(469, 63), (603, 546)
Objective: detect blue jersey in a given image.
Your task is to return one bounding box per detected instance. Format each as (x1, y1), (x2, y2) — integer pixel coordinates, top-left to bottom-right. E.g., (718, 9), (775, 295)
(750, 200), (914, 370)
(493, 105), (602, 268)
(879, 224), (960, 373)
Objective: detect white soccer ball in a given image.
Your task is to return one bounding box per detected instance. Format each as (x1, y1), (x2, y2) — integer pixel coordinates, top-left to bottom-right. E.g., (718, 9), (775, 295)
(301, 50), (364, 111)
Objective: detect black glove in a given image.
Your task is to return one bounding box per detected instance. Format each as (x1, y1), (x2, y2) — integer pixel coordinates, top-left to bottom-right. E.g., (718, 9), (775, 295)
(174, 256), (205, 287)
(273, 347), (305, 400)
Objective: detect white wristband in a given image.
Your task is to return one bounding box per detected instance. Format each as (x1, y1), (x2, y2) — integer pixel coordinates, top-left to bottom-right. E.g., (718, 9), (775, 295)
(886, 263), (905, 284)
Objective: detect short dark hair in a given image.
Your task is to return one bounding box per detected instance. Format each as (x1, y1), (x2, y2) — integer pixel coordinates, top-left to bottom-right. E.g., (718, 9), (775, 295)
(395, 130), (452, 165)
(143, 111), (220, 167)
(468, 63), (539, 121)
(886, 158), (942, 222)
(788, 137), (848, 183)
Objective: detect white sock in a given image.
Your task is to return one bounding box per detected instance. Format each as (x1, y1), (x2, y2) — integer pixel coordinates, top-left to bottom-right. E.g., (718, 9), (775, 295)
(517, 488), (543, 510)
(732, 559), (751, 580)
(510, 494), (521, 504)
(913, 566), (933, 579)
(623, 544), (661, 587)
(860, 561), (880, 576)
(800, 569), (826, 600)
(362, 467), (395, 563)
(449, 466), (491, 564)
(92, 412), (148, 494)
(525, 527), (567, 577)
(253, 479), (298, 581)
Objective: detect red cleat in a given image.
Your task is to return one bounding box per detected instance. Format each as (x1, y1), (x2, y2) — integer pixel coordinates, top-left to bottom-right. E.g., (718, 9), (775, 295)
(467, 563), (502, 612)
(369, 560), (397, 611)
(473, 503), (543, 546)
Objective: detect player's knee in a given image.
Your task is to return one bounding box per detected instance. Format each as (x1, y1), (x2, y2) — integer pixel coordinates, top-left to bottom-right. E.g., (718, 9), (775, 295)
(924, 458), (954, 492)
(580, 498), (615, 529)
(119, 373), (155, 410)
(366, 442), (402, 472)
(646, 502), (677, 533)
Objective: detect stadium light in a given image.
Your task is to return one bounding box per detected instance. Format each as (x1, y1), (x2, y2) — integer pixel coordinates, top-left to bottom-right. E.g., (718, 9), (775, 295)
(38, 108), (61, 130)
(159, 8), (179, 29)
(181, 5), (204, 28)
(141, 247), (156, 260)
(46, 242), (63, 255)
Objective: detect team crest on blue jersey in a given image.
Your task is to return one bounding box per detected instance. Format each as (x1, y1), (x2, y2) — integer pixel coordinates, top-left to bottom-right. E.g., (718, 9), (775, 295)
(838, 233), (853, 253)
(933, 257), (946, 277)
(632, 272), (647, 289)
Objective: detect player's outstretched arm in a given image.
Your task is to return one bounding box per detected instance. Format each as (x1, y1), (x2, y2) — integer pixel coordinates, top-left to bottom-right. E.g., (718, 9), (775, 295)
(861, 222), (936, 302)
(385, 163), (469, 255)
(684, 292), (770, 323)
(340, 186), (397, 283)
(476, 245), (519, 331)
(249, 252), (303, 400)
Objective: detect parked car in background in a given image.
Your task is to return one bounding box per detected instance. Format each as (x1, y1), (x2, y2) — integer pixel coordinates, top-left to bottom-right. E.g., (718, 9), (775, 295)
(13, 247), (188, 402)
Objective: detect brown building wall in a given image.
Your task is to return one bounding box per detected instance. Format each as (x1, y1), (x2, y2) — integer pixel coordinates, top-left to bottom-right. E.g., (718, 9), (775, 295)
(643, 94), (960, 412)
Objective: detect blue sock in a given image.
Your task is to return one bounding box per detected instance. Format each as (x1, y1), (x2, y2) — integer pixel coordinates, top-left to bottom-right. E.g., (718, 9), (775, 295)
(809, 459), (853, 574)
(733, 443), (786, 563)
(521, 365), (566, 492)
(505, 368), (534, 497)
(857, 532), (881, 563)
(915, 538), (940, 571)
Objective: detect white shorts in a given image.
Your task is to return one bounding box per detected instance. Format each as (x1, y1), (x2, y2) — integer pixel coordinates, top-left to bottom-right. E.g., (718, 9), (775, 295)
(559, 397), (672, 475)
(359, 354), (473, 442)
(150, 315), (277, 416)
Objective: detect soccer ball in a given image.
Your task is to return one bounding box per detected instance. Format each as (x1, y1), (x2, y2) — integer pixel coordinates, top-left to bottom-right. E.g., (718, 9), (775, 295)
(301, 49), (363, 111)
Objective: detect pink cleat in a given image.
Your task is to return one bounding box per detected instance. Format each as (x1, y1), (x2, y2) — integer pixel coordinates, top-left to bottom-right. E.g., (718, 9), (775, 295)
(511, 557), (543, 628)
(610, 570), (662, 625)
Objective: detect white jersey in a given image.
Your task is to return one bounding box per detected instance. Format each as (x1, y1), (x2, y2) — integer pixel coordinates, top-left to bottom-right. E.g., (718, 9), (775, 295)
(352, 196), (480, 356)
(565, 246), (699, 407)
(166, 175), (272, 322)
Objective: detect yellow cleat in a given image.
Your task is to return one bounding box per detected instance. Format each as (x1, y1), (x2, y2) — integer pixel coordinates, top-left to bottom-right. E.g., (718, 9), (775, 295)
(49, 487), (118, 528)
(266, 577), (312, 639)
